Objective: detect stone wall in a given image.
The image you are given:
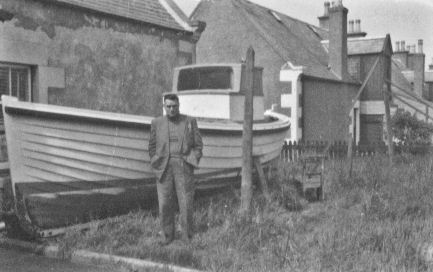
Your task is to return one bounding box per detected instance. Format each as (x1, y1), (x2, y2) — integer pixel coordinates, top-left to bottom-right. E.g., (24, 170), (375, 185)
(0, 0), (195, 116)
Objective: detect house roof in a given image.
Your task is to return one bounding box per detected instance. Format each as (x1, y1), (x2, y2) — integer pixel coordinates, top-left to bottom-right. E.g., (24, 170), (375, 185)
(47, 0), (194, 32)
(391, 60), (433, 111)
(392, 57), (408, 71)
(401, 70), (415, 83)
(191, 0), (354, 82)
(321, 37), (387, 55)
(391, 59), (412, 91)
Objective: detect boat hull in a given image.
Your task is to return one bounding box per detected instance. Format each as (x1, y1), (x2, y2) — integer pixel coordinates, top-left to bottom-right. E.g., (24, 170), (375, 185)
(1, 96), (289, 236)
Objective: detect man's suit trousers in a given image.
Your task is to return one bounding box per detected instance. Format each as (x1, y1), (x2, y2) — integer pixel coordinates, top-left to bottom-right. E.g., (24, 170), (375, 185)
(157, 157), (194, 241)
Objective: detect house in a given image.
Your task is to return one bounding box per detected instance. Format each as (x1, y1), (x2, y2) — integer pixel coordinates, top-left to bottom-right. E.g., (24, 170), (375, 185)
(191, 0), (394, 144)
(393, 40), (426, 99)
(191, 0), (359, 142)
(321, 35), (394, 144)
(426, 60), (433, 101)
(0, 0), (205, 116)
(389, 41), (433, 124)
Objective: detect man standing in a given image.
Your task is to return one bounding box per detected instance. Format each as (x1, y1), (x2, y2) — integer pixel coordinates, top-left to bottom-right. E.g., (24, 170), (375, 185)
(148, 94), (203, 245)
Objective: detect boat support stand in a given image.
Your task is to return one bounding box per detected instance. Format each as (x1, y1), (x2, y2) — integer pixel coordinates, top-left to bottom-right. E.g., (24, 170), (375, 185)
(253, 156), (271, 203)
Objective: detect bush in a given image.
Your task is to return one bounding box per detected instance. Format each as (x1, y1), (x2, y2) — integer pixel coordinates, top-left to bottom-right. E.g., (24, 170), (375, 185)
(391, 109), (433, 146)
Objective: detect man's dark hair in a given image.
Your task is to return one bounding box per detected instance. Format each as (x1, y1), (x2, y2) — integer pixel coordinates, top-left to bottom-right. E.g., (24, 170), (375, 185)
(164, 94), (179, 103)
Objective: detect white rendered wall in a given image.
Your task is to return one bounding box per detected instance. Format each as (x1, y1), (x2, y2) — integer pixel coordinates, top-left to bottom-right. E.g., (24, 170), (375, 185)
(360, 101), (385, 115)
(280, 63), (304, 141)
(349, 100), (360, 144)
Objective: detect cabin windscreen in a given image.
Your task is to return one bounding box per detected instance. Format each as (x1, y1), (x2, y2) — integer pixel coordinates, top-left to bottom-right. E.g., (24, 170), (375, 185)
(177, 67), (233, 91)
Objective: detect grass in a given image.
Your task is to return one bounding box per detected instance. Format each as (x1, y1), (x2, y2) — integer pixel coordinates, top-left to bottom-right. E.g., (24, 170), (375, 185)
(57, 154), (433, 271)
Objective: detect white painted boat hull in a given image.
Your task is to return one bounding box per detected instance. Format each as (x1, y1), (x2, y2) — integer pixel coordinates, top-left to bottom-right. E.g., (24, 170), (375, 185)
(1, 96), (289, 235)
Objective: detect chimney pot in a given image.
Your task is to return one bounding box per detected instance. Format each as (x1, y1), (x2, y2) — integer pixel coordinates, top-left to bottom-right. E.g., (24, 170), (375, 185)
(395, 41), (400, 52)
(418, 39), (423, 54)
(401, 41), (406, 51)
(348, 20), (354, 33)
(324, 2), (330, 16)
(355, 19), (361, 32)
(337, 0), (343, 6)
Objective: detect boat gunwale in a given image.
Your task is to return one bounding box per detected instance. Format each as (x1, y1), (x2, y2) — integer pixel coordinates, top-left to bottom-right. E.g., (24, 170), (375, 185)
(2, 96), (290, 134)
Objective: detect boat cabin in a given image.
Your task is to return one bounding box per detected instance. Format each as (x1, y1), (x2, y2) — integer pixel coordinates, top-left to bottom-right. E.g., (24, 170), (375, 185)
(171, 64), (265, 121)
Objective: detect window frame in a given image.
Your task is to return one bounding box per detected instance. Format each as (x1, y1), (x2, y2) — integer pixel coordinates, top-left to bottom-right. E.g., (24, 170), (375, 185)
(0, 63), (31, 101)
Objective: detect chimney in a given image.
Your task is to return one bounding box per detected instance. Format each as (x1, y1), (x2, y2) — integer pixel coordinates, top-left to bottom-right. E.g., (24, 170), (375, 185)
(347, 18), (367, 38)
(401, 41), (406, 51)
(354, 19), (361, 32)
(348, 20), (354, 33)
(395, 41), (400, 52)
(429, 58), (433, 70)
(418, 39), (423, 54)
(325, 1), (330, 15)
(318, 2), (331, 29)
(407, 41), (425, 97)
(328, 0), (349, 80)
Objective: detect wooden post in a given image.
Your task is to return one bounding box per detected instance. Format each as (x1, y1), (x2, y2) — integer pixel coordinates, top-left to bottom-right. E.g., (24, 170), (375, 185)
(383, 49), (394, 166)
(254, 157), (271, 203)
(383, 83), (394, 165)
(348, 132), (354, 177)
(240, 46), (255, 216)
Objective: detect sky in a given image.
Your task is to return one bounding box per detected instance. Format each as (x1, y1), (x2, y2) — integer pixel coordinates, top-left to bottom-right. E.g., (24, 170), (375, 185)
(174, 0), (433, 71)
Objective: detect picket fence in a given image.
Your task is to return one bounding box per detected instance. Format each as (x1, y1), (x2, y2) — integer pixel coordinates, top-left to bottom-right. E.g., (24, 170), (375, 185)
(280, 140), (431, 162)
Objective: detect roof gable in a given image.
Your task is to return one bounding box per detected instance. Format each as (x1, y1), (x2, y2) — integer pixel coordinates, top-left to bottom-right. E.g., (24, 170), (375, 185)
(47, 0), (193, 32)
(192, 0), (343, 81)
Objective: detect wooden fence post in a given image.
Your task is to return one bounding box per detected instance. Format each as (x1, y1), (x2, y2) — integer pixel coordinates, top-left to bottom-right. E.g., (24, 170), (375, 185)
(240, 46), (255, 216)
(348, 135), (354, 177)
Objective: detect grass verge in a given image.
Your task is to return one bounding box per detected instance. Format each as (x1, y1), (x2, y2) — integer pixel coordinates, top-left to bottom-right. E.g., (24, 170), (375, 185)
(57, 154), (433, 271)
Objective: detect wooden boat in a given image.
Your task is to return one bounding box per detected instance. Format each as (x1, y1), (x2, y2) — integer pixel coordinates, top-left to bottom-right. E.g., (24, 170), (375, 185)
(1, 63), (289, 237)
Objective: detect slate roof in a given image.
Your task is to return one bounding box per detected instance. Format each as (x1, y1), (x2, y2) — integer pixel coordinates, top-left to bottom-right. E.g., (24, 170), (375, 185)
(392, 57), (408, 71)
(401, 70), (415, 83)
(46, 0), (193, 32)
(321, 37), (386, 55)
(191, 0), (347, 81)
(391, 59), (412, 91)
(347, 37), (386, 55)
(391, 60), (433, 112)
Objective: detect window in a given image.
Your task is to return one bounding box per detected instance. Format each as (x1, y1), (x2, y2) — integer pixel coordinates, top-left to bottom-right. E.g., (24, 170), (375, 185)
(0, 64), (31, 101)
(177, 67), (233, 91)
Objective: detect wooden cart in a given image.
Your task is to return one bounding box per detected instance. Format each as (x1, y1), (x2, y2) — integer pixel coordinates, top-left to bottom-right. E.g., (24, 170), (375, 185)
(299, 154), (325, 201)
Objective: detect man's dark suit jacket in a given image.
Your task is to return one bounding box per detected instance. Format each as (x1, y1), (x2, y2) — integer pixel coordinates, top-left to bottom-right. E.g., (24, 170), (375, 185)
(148, 114), (203, 181)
